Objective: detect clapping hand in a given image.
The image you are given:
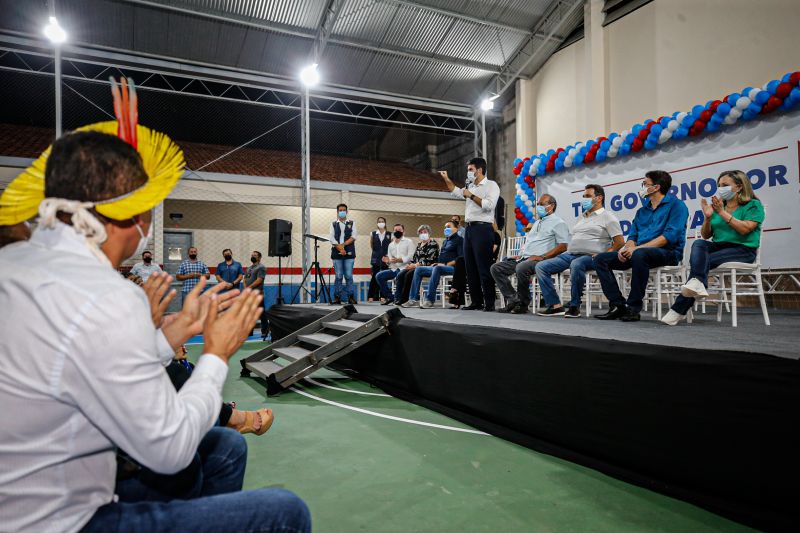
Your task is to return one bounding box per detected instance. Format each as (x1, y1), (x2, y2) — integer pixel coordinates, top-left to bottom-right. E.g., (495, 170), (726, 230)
(700, 198), (713, 218)
(710, 195), (725, 214)
(203, 288), (264, 363)
(142, 271), (176, 327)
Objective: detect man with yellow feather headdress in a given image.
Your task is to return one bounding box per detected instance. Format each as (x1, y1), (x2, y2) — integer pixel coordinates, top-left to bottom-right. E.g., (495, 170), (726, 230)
(0, 79), (310, 532)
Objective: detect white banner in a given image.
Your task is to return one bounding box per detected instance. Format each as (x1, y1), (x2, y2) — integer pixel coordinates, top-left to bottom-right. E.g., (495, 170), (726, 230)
(536, 110), (800, 267)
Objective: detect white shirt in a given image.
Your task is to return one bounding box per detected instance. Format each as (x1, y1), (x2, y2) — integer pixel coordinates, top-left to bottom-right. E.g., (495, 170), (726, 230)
(0, 222), (227, 533)
(328, 219), (358, 245)
(386, 237), (415, 270)
(450, 177), (500, 223)
(568, 208), (623, 255)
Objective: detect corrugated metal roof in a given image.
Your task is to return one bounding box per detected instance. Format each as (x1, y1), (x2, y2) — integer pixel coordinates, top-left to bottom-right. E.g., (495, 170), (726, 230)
(0, 0), (582, 105)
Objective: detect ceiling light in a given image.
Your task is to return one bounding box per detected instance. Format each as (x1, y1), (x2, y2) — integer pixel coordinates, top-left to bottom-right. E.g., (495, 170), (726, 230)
(300, 63), (320, 87)
(44, 17), (67, 44)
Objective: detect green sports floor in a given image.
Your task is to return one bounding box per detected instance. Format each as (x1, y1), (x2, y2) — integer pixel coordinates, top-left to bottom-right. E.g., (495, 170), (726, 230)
(189, 342), (753, 533)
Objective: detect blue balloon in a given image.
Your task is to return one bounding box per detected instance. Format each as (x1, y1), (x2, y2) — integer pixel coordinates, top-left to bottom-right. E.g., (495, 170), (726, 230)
(676, 126), (689, 139)
(754, 91), (770, 106)
(546, 149), (556, 157)
(716, 102), (731, 116)
(555, 160), (564, 171)
(574, 155), (584, 165)
(644, 139), (656, 150)
(742, 109), (757, 121)
(659, 117), (670, 128)
(632, 124), (643, 134)
(782, 72), (793, 83)
(779, 98), (794, 112)
(515, 198), (522, 207)
(619, 145), (630, 156)
(599, 140), (610, 151)
(789, 87), (800, 105)
(650, 124), (663, 136)
(513, 158), (522, 166)
(705, 121), (720, 133)
(681, 115), (695, 128)
(625, 133), (636, 144)
(595, 152), (606, 162)
(692, 104), (705, 117)
(608, 132), (619, 140)
(766, 80), (780, 94)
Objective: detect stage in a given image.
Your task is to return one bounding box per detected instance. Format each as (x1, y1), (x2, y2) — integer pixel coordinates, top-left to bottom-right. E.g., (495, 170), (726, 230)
(267, 303), (800, 530)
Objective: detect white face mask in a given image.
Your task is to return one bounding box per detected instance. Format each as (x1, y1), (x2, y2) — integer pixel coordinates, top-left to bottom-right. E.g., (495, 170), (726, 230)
(131, 219), (152, 261)
(638, 184), (656, 199)
(466, 170), (476, 184)
(377, 222), (386, 229)
(419, 233), (430, 241)
(717, 185), (736, 201)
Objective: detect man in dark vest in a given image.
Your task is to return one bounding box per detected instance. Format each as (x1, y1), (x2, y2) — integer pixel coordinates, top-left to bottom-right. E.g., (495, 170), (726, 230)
(328, 203), (358, 305)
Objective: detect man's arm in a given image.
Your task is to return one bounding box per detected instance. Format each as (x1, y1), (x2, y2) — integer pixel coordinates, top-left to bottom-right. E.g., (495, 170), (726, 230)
(465, 180), (499, 211)
(175, 262), (191, 281)
(438, 170), (457, 193)
(343, 222), (357, 247)
(527, 243), (568, 262)
(249, 267), (265, 290)
(203, 264), (211, 279)
(608, 235), (626, 252)
(214, 263), (225, 284)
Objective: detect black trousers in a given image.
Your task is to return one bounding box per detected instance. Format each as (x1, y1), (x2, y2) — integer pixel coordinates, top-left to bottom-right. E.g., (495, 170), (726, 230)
(394, 268), (415, 304)
(368, 262), (387, 300)
(463, 223), (496, 307)
(448, 256), (467, 306)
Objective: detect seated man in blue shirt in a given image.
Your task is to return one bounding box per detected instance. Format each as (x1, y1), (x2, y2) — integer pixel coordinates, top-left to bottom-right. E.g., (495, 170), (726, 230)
(491, 194), (570, 314)
(593, 170), (689, 322)
(407, 221), (464, 308)
(215, 248), (243, 292)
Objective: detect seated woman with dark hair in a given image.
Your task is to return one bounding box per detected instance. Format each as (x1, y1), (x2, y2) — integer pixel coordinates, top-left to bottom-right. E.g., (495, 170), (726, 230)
(661, 170), (765, 326)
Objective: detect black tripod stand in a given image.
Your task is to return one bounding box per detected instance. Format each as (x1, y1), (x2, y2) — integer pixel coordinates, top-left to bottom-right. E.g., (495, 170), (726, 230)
(292, 234), (330, 304)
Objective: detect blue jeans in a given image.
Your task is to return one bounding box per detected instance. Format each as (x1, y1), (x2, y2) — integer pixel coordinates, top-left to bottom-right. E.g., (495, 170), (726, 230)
(535, 253), (594, 308)
(409, 265), (455, 303)
(593, 247), (676, 313)
(375, 268), (400, 301)
(671, 240), (757, 315)
(332, 258), (355, 300)
(84, 427), (310, 532)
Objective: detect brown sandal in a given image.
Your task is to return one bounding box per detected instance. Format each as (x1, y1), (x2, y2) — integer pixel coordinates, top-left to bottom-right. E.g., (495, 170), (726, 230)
(236, 408), (274, 436)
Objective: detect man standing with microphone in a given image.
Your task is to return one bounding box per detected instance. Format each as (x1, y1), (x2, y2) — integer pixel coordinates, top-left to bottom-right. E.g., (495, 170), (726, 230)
(439, 158), (500, 311)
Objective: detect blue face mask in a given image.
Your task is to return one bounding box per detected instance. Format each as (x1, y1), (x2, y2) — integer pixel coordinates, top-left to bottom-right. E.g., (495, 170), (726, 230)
(444, 227), (453, 237)
(581, 198), (594, 211)
(338, 211), (347, 219)
(536, 205), (548, 218)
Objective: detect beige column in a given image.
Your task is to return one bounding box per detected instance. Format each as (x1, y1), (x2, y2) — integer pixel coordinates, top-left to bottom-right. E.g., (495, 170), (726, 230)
(583, 0), (609, 140)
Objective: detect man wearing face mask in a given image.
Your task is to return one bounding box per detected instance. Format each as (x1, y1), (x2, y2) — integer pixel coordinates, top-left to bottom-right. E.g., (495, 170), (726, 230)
(176, 246), (211, 307)
(534, 184), (624, 318)
(216, 248), (243, 293)
(328, 203), (357, 305)
(490, 194), (570, 314)
(593, 170), (689, 322)
(375, 223), (415, 305)
(131, 250), (163, 284)
(439, 157), (500, 311)
(243, 251), (269, 339)
(0, 129), (308, 532)
(450, 214), (466, 238)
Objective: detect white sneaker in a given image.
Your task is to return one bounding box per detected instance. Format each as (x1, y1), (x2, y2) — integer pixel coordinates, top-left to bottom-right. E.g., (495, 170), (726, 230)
(420, 300), (434, 309)
(660, 309), (687, 326)
(402, 300), (419, 308)
(681, 278), (709, 299)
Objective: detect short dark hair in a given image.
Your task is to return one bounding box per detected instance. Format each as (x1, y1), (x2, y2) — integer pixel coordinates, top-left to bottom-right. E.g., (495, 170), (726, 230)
(539, 193), (557, 211)
(449, 218), (460, 227)
(336, 203), (348, 211)
(377, 216), (386, 223)
(142, 250), (152, 257)
(252, 250), (262, 259)
(393, 223), (404, 230)
(645, 170), (672, 194)
(45, 131), (148, 204)
(585, 184), (605, 205)
(222, 248), (232, 255)
(451, 214), (461, 220)
(188, 246), (198, 252)
(468, 157), (487, 175)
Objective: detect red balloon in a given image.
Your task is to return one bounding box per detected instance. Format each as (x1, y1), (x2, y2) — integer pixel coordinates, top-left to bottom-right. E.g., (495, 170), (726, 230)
(723, 95), (730, 103)
(531, 181), (536, 189)
(699, 110), (713, 122)
(556, 147), (565, 154)
(693, 119), (705, 131)
(584, 152), (595, 163)
(546, 161), (555, 172)
(549, 153), (558, 162)
(637, 129), (649, 140)
(709, 100), (722, 113)
(776, 82), (792, 99)
(597, 136), (607, 144)
(520, 217), (528, 226)
(523, 157), (530, 161)
(790, 72), (800, 86)
(763, 96), (782, 113)
(513, 167), (521, 175)
(632, 138), (643, 151)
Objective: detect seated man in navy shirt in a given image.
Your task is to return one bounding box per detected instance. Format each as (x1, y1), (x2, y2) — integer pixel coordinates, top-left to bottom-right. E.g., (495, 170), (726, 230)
(593, 170), (689, 322)
(407, 221), (464, 309)
(215, 248), (243, 292)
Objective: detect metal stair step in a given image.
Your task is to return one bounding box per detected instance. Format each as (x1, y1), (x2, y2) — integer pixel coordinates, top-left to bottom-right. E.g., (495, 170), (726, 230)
(322, 319), (365, 332)
(297, 332), (340, 346)
(248, 360), (286, 378)
(272, 346), (312, 361)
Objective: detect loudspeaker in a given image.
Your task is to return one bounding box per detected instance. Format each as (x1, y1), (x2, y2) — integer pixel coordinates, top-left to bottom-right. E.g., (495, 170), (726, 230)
(268, 219), (292, 257)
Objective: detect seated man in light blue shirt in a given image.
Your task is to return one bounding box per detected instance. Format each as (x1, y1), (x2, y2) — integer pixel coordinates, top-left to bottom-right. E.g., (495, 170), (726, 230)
(490, 194), (570, 314)
(130, 250), (163, 283)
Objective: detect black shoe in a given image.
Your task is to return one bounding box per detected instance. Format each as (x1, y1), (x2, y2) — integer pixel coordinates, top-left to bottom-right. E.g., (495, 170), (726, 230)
(496, 300), (518, 313)
(595, 305), (626, 320)
(564, 306), (581, 318)
(483, 305), (496, 312)
(536, 306), (566, 317)
(510, 302), (528, 314)
(620, 309), (641, 322)
(462, 304), (483, 311)
(348, 296), (357, 305)
(331, 298), (342, 305)
(381, 299), (394, 306)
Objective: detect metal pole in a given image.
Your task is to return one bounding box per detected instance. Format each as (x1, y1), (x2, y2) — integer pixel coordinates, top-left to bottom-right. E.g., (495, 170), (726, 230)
(481, 109), (487, 159)
(300, 85), (311, 303)
(55, 45), (62, 138)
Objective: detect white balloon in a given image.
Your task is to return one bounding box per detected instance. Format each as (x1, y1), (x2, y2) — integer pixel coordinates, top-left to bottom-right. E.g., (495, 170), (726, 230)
(748, 88), (760, 101)
(574, 143), (585, 151)
(667, 119), (679, 132)
(658, 129), (672, 144)
(567, 149), (577, 157)
(531, 158), (540, 167)
(723, 115), (738, 125)
(729, 107), (743, 118)
(564, 159), (572, 168)
(607, 148), (618, 158)
(524, 200), (534, 207)
(611, 136), (623, 147)
(520, 193), (528, 202)
(735, 96), (751, 110)
(676, 112), (688, 123)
